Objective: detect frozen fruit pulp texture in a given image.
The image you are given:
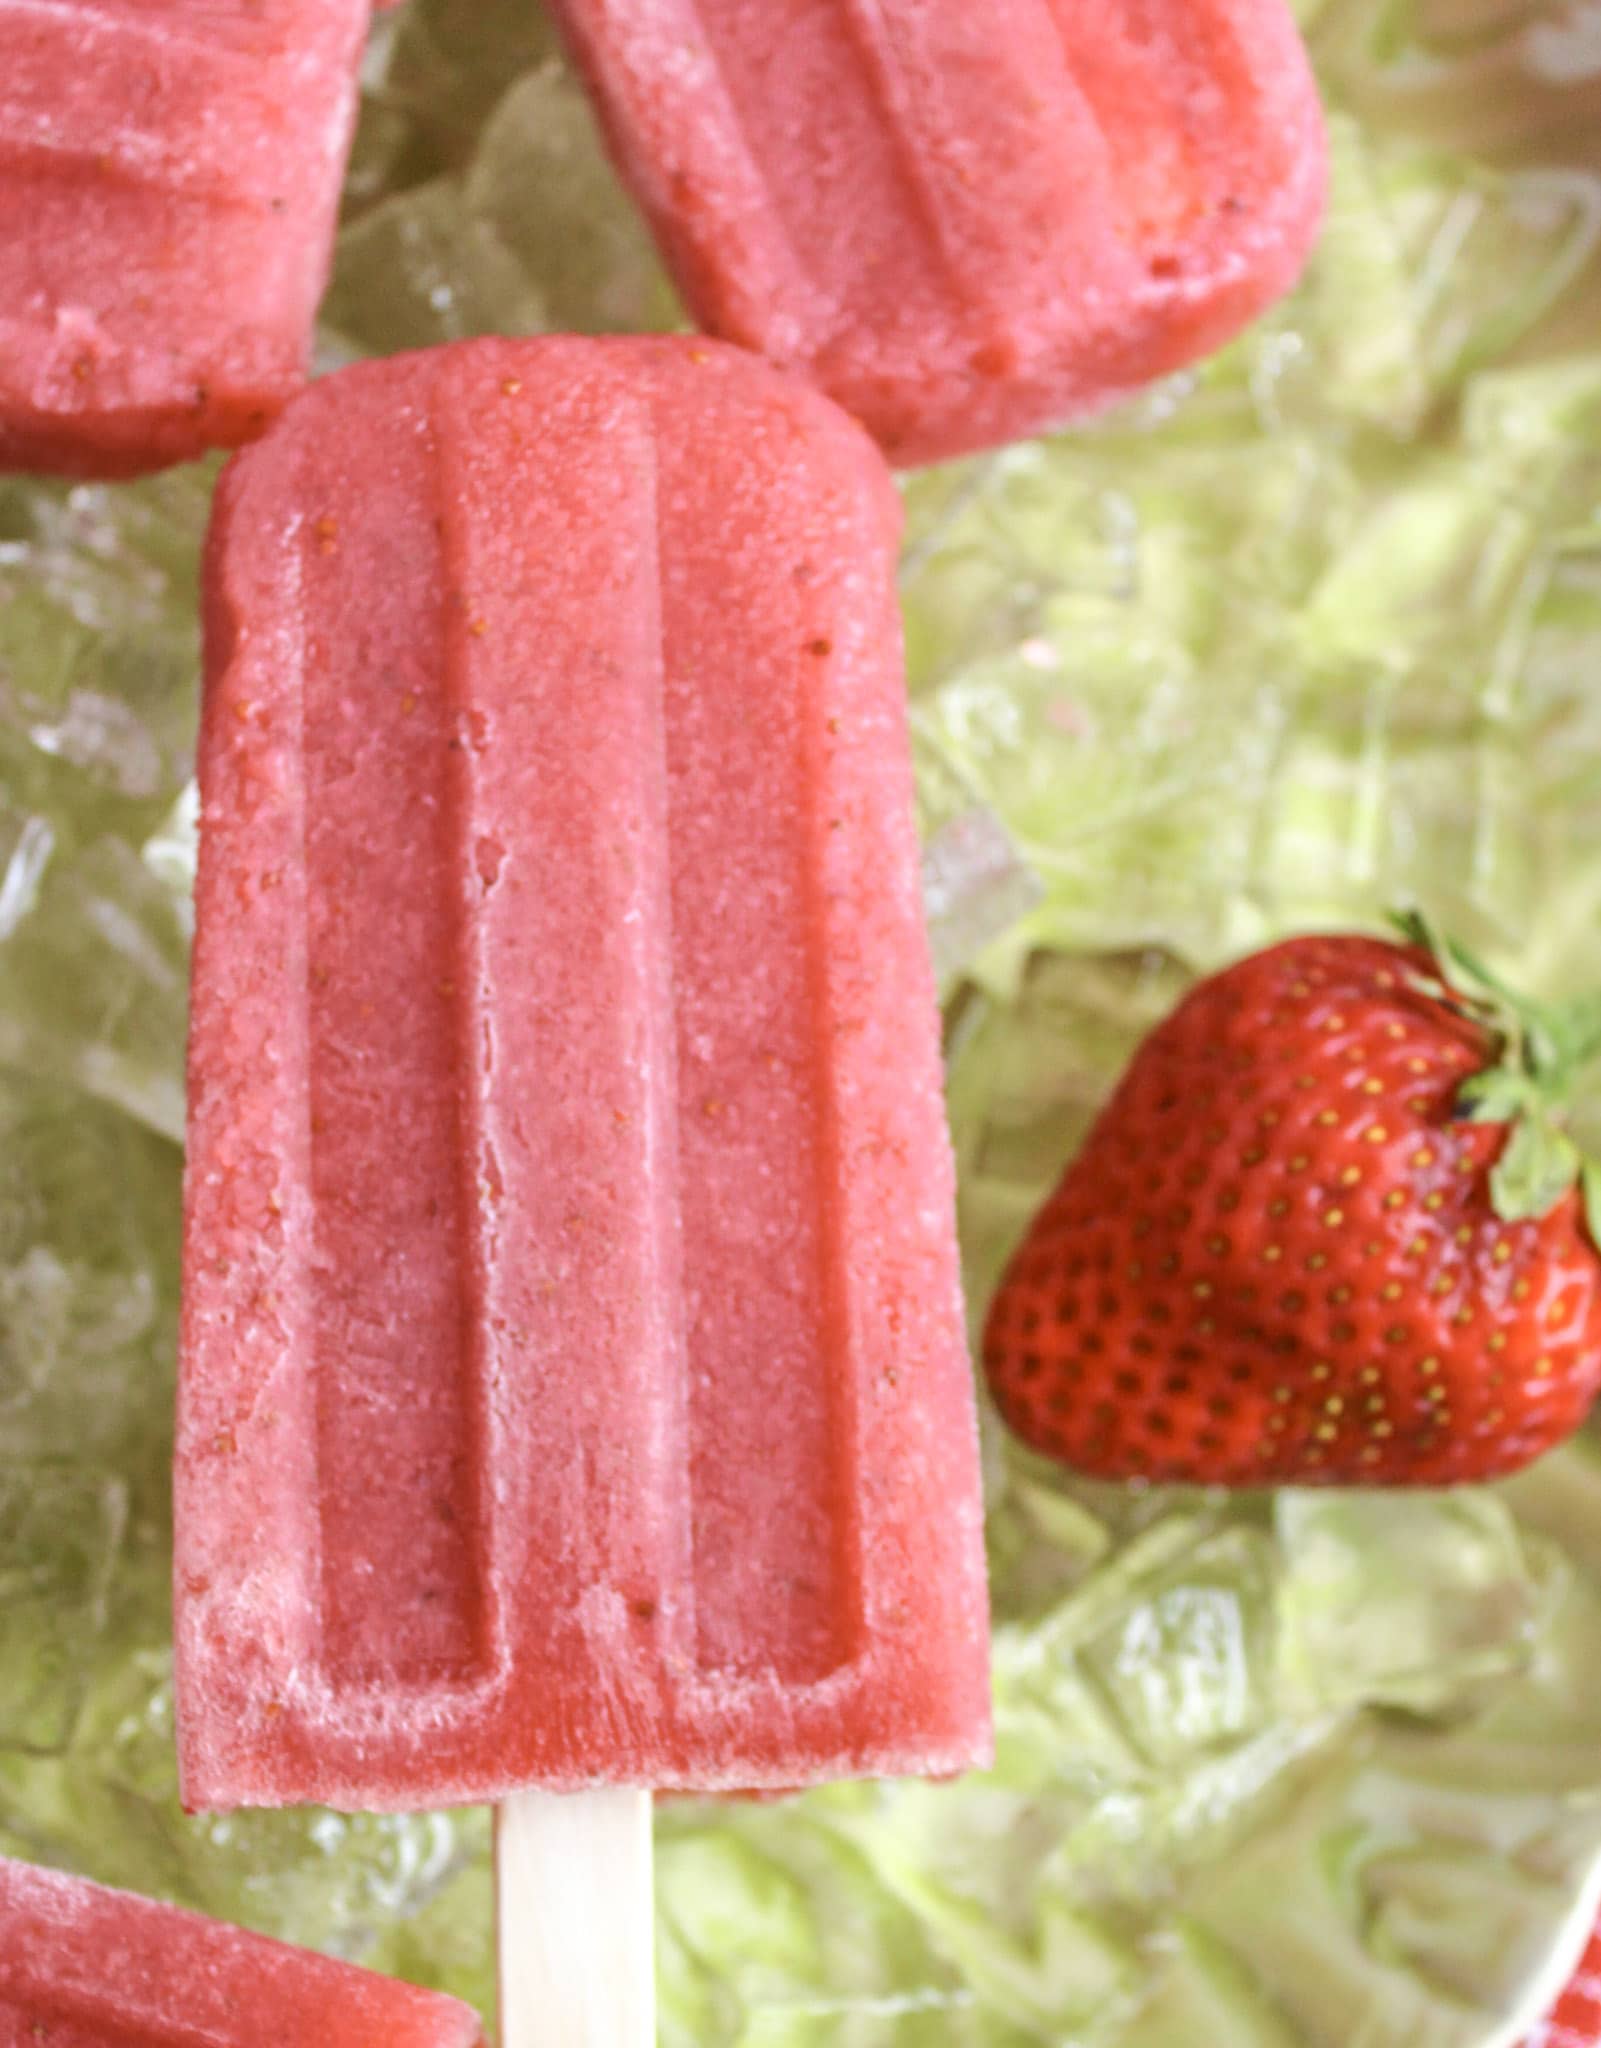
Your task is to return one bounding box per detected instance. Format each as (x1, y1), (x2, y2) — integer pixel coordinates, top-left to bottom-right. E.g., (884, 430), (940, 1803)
(0, 0), (368, 478)
(547, 0), (1328, 464)
(176, 335), (992, 1811)
(0, 1855), (484, 2046)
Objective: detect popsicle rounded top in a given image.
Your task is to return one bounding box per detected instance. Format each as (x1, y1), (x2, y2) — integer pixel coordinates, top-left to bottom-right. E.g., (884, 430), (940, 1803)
(550, 0), (1328, 465)
(176, 334), (993, 1813)
(0, 0), (368, 478)
(0, 1854), (485, 2046)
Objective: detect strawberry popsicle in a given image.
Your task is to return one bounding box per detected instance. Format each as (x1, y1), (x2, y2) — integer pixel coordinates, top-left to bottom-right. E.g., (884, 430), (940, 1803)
(548, 0), (1327, 465)
(0, 0), (369, 479)
(0, 1855), (484, 2046)
(175, 334), (992, 1813)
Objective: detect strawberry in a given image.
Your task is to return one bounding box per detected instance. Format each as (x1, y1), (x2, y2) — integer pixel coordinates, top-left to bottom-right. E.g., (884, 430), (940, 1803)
(982, 924), (1601, 1486)
(1525, 1912), (1601, 2048)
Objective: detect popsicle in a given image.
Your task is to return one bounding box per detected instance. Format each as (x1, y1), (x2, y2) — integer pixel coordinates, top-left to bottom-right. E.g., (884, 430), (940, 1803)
(0, 1854), (484, 2046)
(176, 334), (992, 2032)
(1525, 1905), (1601, 2047)
(547, 0), (1328, 465)
(0, 0), (369, 479)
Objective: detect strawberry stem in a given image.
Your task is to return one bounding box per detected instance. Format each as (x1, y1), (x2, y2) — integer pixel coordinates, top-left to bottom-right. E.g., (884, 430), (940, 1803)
(1389, 906), (1601, 1239)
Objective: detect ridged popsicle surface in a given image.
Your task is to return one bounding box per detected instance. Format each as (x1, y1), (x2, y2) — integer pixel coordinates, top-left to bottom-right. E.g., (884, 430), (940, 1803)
(176, 335), (992, 1810)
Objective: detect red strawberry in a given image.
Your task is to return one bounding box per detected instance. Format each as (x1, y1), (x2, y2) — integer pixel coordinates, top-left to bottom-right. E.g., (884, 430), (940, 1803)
(1526, 1911), (1601, 2047)
(982, 926), (1601, 1486)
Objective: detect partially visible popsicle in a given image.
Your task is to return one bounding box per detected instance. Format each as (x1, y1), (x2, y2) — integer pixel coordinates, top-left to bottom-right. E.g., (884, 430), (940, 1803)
(0, 1854), (484, 2046)
(1524, 1904), (1601, 2048)
(176, 334), (991, 1812)
(548, 0), (1328, 464)
(0, 0), (369, 478)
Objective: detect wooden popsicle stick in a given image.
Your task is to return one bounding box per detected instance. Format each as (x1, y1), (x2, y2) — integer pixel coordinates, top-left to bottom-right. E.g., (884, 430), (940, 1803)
(495, 1787), (656, 2047)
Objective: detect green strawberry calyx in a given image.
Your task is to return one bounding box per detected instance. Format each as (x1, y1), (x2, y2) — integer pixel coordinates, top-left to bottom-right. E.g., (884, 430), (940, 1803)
(1391, 908), (1601, 1244)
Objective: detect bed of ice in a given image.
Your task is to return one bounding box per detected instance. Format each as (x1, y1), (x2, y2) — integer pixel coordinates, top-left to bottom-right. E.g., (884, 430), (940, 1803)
(6, 1), (1601, 2040)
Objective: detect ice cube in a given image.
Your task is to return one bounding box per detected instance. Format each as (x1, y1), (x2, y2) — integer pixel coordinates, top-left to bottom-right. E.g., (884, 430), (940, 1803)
(323, 180), (546, 354)
(0, 1466), (126, 1755)
(0, 826), (188, 1141)
(464, 63), (677, 336)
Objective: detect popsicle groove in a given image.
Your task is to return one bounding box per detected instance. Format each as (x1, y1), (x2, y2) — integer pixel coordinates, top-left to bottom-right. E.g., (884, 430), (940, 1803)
(823, 0), (969, 310)
(434, 424), (505, 1690)
(660, 0), (963, 336)
(430, 354), (697, 1717)
(655, 396), (860, 1686)
(304, 416), (489, 1688)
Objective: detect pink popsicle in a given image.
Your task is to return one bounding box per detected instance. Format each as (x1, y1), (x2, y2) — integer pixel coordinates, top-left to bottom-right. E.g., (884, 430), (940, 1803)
(548, 0), (1327, 465)
(175, 334), (992, 1813)
(0, 0), (368, 478)
(0, 1856), (483, 2047)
